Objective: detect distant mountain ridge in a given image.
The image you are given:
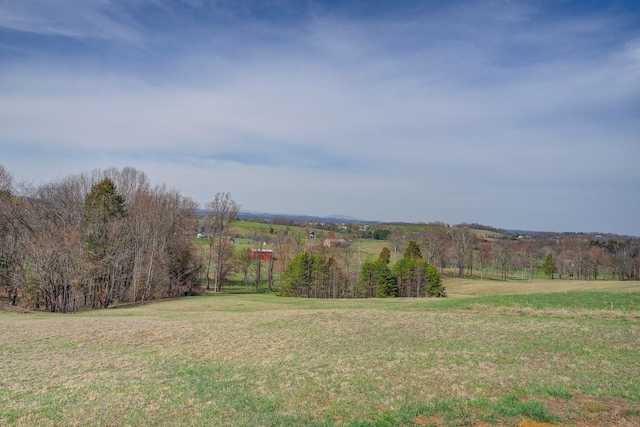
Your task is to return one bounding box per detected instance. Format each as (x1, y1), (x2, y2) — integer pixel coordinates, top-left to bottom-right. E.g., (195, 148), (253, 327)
(238, 211), (379, 225)
(194, 209), (377, 224)
(194, 210), (636, 238)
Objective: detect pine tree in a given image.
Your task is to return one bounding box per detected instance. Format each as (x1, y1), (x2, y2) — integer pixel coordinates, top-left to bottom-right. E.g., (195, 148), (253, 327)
(83, 178), (126, 308)
(542, 252), (556, 279)
(83, 178), (125, 257)
(373, 259), (396, 297)
(403, 240), (422, 259)
(424, 263), (446, 297)
(360, 259), (396, 298)
(393, 248), (445, 298)
(378, 247), (391, 264)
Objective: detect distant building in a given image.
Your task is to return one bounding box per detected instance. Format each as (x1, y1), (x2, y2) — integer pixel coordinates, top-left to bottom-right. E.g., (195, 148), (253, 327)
(197, 233), (233, 243)
(323, 238), (348, 248)
(250, 249), (273, 261)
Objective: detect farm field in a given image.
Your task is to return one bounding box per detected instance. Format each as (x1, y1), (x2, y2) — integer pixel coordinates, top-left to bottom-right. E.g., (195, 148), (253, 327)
(445, 277), (640, 297)
(1, 280), (639, 426)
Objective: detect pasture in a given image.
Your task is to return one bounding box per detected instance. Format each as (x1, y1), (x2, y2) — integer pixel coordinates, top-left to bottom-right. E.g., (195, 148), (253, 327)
(1, 279), (639, 426)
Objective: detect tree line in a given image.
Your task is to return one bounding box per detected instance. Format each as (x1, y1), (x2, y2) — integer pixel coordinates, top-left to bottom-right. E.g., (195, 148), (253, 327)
(0, 165), (202, 312)
(279, 241), (446, 298)
(382, 226), (640, 281)
(256, 220), (639, 283)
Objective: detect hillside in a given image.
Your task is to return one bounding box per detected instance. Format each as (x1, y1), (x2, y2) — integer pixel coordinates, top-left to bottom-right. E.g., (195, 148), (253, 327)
(2, 283), (639, 426)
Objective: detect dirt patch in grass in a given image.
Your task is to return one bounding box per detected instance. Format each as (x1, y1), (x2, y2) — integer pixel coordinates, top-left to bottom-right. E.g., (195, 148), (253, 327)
(404, 394), (639, 427)
(517, 421), (558, 427)
(541, 394), (640, 427)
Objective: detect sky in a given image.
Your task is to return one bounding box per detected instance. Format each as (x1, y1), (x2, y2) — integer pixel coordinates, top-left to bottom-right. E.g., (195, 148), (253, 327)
(1, 0), (639, 235)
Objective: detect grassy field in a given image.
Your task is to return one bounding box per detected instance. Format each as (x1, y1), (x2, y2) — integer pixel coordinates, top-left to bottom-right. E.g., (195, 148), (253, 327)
(445, 276), (640, 297)
(1, 280), (639, 426)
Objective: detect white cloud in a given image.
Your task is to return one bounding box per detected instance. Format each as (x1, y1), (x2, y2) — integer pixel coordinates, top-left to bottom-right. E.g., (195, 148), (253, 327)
(0, 0), (143, 44)
(1, 1), (639, 234)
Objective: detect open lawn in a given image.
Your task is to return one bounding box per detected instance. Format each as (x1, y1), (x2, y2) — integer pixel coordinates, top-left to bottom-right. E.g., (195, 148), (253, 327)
(1, 280), (639, 426)
(445, 276), (640, 297)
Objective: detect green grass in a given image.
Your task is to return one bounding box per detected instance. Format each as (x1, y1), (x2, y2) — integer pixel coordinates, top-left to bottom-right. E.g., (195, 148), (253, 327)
(468, 291), (640, 311)
(229, 220), (392, 261)
(231, 221), (305, 239)
(411, 291), (640, 314)
(2, 287), (639, 426)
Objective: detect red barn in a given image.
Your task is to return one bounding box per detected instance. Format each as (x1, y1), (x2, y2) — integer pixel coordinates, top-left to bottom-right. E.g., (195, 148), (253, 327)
(250, 249), (273, 261)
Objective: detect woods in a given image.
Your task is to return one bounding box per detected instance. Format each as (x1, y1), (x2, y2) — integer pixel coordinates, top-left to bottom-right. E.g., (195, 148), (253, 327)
(0, 165), (201, 312)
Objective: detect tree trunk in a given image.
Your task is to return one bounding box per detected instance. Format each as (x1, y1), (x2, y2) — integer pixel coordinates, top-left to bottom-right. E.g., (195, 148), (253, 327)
(268, 256), (274, 293)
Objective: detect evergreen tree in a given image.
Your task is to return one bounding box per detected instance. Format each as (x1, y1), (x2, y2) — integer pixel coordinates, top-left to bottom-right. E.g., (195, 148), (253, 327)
(83, 178), (125, 259)
(84, 178), (125, 221)
(404, 240), (422, 259)
(424, 263), (446, 297)
(360, 260), (377, 297)
(373, 259), (396, 297)
(360, 259), (396, 297)
(542, 252), (556, 279)
(393, 250), (445, 298)
(280, 252), (311, 297)
(280, 252), (328, 297)
(83, 177), (126, 308)
(379, 247), (391, 264)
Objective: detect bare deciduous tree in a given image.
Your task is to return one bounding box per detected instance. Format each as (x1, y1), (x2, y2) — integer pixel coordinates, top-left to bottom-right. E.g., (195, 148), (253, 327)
(449, 227), (475, 278)
(421, 227), (449, 274)
(493, 240), (514, 281)
(204, 193), (240, 292)
(388, 228), (405, 264)
(0, 165), (202, 312)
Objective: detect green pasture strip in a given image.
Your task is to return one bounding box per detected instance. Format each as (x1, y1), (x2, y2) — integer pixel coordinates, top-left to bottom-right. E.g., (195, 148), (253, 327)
(355, 240), (390, 261)
(463, 291), (640, 312)
(231, 221), (296, 237)
(186, 290), (640, 313)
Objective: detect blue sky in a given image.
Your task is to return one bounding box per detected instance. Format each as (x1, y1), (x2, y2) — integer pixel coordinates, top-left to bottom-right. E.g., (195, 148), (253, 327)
(1, 0), (639, 234)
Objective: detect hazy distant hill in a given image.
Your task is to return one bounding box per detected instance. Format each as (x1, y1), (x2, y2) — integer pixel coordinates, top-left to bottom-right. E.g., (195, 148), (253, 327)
(238, 211), (379, 225)
(194, 209), (378, 224)
(194, 210), (636, 238)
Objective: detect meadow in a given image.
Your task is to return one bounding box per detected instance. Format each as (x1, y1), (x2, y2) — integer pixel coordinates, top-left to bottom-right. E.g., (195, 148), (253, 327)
(1, 279), (639, 426)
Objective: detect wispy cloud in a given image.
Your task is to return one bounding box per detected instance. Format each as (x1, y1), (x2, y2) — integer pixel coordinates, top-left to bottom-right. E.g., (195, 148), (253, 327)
(0, 0), (143, 43)
(1, 1), (639, 233)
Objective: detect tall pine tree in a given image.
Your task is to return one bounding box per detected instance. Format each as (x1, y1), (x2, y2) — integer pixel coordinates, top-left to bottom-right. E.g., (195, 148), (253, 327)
(542, 252), (556, 279)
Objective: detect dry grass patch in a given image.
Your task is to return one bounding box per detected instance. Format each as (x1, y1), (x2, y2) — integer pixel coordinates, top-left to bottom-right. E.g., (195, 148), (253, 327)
(445, 277), (640, 296)
(517, 421), (557, 427)
(459, 304), (640, 321)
